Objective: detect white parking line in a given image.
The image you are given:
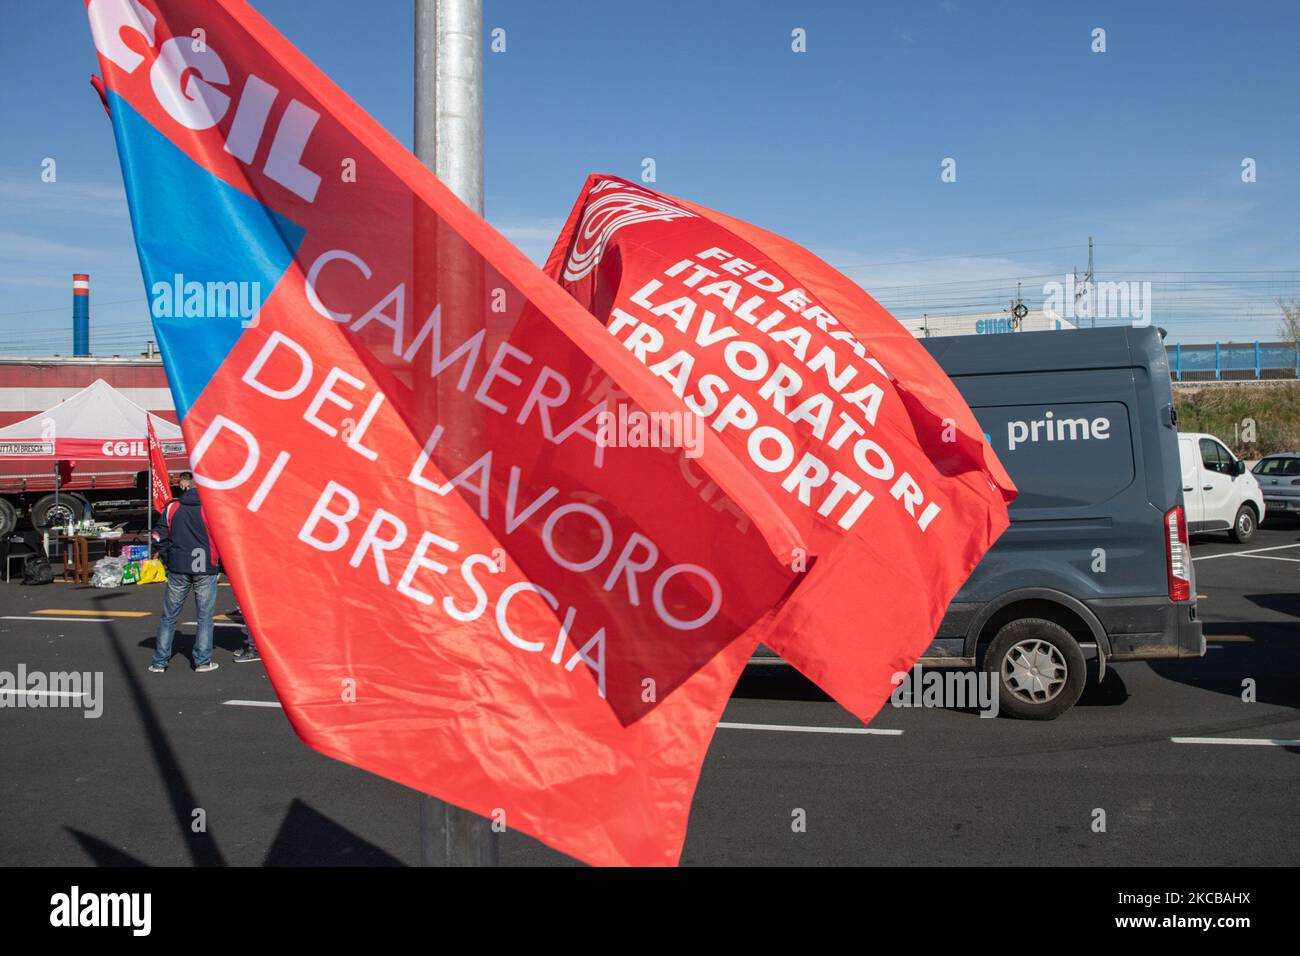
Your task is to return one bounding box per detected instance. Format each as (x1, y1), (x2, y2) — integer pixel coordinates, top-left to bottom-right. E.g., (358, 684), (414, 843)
(182, 621), (244, 628)
(1171, 736), (1300, 747)
(1, 616), (110, 623)
(1194, 543), (1300, 562)
(219, 700), (901, 736)
(0, 689), (86, 699)
(1232, 554), (1300, 563)
(717, 721), (901, 736)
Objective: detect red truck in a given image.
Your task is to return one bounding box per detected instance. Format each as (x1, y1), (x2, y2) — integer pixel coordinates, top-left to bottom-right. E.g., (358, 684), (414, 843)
(0, 355), (188, 536)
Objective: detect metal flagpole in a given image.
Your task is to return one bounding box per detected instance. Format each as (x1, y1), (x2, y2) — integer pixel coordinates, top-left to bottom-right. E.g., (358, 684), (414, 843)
(416, 0), (483, 214)
(147, 448), (153, 559)
(413, 0), (498, 867)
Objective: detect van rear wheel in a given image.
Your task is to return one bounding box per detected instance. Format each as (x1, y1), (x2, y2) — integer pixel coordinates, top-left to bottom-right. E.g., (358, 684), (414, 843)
(1229, 505), (1256, 543)
(982, 619), (1086, 720)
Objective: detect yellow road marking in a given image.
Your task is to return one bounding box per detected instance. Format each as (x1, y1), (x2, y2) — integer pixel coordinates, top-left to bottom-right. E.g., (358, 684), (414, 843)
(1208, 635), (1254, 643)
(34, 609), (150, 618)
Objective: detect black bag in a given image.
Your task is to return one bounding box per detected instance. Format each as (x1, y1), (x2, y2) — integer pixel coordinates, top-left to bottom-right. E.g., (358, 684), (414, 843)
(22, 556), (55, 586)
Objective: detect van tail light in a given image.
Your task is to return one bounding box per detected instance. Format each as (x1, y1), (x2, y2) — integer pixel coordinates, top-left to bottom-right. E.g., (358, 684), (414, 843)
(1165, 506), (1191, 602)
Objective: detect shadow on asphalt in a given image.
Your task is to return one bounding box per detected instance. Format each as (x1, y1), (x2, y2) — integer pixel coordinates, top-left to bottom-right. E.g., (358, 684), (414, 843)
(1259, 518), (1300, 533)
(733, 664), (830, 703)
(262, 800), (402, 866)
(1246, 591), (1300, 618)
(66, 587), (136, 601)
(1148, 617), (1300, 712)
(1076, 665), (1129, 707)
(90, 590), (225, 866)
(736, 658), (1132, 716)
(1191, 523), (1300, 546)
(134, 629), (246, 658)
(69, 590), (406, 866)
(66, 829), (149, 866)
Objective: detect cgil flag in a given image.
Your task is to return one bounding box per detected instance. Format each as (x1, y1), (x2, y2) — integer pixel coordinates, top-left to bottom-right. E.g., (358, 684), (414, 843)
(86, 0), (1013, 865)
(87, 0), (804, 865)
(146, 416), (172, 514)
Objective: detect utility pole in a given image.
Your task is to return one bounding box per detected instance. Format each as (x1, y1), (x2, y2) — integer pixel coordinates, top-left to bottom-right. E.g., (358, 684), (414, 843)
(1086, 236), (1095, 329)
(413, 0), (498, 868)
(1072, 237), (1097, 329)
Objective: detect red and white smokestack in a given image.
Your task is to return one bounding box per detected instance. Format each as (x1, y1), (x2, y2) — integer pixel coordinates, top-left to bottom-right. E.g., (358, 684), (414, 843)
(72, 274), (90, 357)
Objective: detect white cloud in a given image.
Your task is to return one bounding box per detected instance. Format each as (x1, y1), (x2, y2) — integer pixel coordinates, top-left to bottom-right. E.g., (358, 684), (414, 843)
(0, 174), (128, 220)
(491, 218), (564, 266)
(0, 231), (108, 260)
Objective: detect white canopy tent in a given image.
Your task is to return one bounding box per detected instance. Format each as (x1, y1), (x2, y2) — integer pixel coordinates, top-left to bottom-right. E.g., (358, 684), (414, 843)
(0, 379), (187, 543)
(0, 378), (184, 461)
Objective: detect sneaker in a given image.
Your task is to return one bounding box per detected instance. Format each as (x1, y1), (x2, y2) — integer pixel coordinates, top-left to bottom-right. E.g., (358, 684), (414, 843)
(148, 663), (166, 673)
(194, 661), (220, 673)
(233, 647), (261, 663)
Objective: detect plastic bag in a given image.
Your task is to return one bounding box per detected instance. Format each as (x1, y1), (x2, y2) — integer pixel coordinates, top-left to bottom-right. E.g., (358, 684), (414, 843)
(90, 555), (126, 588)
(136, 558), (167, 585)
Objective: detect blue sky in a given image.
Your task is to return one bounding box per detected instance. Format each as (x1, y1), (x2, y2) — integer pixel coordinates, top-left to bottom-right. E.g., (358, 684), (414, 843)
(1, 0), (1297, 354)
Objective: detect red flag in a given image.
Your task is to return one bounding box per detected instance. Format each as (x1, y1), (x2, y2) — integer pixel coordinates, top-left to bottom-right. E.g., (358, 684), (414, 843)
(87, 0), (800, 866)
(146, 417), (172, 514)
(544, 176), (1017, 720)
(86, 0), (1012, 865)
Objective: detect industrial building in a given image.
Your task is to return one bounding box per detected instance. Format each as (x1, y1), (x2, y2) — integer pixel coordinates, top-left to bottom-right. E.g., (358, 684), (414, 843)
(899, 308), (1075, 338)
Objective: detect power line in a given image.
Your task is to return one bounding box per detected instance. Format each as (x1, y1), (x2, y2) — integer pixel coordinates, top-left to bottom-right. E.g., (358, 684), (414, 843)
(832, 245), (1078, 270)
(0, 296), (143, 318)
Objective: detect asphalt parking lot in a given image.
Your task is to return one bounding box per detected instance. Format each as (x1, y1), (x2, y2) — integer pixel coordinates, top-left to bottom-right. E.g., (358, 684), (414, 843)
(2, 524), (1297, 867)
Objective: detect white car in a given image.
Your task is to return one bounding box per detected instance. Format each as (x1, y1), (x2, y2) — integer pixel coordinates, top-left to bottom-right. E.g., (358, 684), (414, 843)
(1177, 432), (1266, 542)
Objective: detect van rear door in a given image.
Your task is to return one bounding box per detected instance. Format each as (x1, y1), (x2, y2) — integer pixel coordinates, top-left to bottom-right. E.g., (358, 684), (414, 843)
(922, 326), (1200, 667)
(947, 372), (1154, 602)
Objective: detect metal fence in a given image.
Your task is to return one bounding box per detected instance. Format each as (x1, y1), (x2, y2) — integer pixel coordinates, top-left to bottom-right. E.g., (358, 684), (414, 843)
(1167, 341), (1300, 382)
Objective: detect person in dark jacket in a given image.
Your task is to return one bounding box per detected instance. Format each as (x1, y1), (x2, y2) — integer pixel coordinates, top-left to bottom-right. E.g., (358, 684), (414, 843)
(231, 597), (260, 664)
(149, 473), (222, 673)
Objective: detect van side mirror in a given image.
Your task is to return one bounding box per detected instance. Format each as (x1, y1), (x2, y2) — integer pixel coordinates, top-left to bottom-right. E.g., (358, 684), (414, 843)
(1233, 459), (1246, 477)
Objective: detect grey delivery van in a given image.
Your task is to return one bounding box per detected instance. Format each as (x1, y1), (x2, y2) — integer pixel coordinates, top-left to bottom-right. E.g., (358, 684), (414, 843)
(918, 326), (1204, 719)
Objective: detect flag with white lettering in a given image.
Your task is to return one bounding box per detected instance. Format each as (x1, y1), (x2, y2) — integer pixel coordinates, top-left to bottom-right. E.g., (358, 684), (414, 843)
(544, 176), (1018, 719)
(146, 417), (172, 514)
(87, 0), (813, 866)
(86, 0), (1014, 866)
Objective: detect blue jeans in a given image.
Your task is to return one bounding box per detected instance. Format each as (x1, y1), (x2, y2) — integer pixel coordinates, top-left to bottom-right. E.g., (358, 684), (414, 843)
(153, 573), (218, 667)
(234, 599), (258, 653)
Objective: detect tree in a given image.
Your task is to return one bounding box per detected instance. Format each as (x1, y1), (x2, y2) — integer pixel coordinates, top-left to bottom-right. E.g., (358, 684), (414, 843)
(1279, 298), (1300, 347)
